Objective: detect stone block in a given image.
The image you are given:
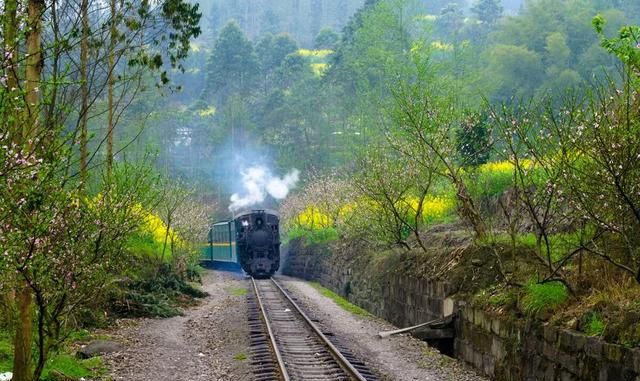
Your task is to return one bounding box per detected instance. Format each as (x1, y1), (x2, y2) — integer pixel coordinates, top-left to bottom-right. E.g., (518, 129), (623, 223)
(473, 349), (484, 371)
(603, 342), (624, 363)
(491, 337), (507, 361)
(543, 324), (558, 343)
(604, 364), (625, 381)
(443, 297), (455, 317)
(474, 309), (485, 327)
(483, 353), (495, 377)
(599, 366), (608, 381)
(462, 307), (473, 323)
(560, 370), (578, 381)
(544, 362), (557, 381)
(482, 315), (493, 332)
(557, 350), (579, 375)
(491, 318), (501, 336)
(585, 337), (603, 359)
(629, 347), (640, 374)
(558, 330), (586, 352)
(543, 341), (558, 360)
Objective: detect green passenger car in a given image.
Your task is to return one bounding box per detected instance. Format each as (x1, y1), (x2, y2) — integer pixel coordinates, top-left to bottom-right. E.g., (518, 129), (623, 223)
(200, 220), (238, 264)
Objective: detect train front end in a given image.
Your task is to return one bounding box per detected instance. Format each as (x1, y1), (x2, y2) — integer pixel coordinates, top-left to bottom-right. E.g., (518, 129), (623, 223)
(234, 209), (280, 278)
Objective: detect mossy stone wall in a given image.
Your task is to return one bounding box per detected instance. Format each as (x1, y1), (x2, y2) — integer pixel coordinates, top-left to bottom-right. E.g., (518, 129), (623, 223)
(282, 238), (640, 381)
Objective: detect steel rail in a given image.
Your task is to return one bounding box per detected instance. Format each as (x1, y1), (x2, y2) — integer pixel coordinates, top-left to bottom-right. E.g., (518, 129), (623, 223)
(270, 278), (369, 381)
(251, 276), (291, 381)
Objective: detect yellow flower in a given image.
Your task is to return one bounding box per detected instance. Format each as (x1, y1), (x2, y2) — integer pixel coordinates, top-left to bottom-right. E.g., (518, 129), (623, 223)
(431, 41), (453, 51)
(295, 206), (332, 229)
(297, 49), (334, 58)
(198, 105), (216, 117)
(403, 196), (455, 221)
(478, 159), (534, 176)
(310, 63), (328, 76)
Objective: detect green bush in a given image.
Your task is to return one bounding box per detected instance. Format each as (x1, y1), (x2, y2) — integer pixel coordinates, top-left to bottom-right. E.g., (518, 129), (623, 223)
(107, 264), (207, 318)
(287, 226), (339, 245)
(585, 313), (606, 336)
(0, 331), (12, 373)
(521, 281), (568, 315)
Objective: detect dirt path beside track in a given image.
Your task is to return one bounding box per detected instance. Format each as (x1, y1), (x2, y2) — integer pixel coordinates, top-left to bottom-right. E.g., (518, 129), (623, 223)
(102, 270), (252, 381)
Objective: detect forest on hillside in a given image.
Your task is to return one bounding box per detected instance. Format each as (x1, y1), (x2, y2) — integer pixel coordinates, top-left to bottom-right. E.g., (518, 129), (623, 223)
(108, 0), (640, 208)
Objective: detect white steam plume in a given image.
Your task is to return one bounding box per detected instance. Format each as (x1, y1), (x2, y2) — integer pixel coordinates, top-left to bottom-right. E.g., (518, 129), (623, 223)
(229, 166), (300, 212)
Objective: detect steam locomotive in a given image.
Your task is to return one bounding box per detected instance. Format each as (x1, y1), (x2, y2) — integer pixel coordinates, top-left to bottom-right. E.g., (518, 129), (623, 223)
(200, 209), (281, 278)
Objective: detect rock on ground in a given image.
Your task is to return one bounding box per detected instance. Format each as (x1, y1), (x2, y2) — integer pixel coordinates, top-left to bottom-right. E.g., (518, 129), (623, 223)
(101, 270), (251, 381)
(77, 340), (123, 359)
(280, 278), (488, 381)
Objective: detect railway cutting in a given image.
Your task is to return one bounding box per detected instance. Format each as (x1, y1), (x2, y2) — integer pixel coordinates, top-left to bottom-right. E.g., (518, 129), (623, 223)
(248, 277), (379, 381)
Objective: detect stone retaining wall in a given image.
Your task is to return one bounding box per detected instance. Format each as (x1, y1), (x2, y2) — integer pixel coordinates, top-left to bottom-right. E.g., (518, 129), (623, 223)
(282, 239), (640, 381)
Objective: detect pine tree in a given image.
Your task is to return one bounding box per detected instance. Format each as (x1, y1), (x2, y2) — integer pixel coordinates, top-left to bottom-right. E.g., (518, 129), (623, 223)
(202, 20), (259, 104)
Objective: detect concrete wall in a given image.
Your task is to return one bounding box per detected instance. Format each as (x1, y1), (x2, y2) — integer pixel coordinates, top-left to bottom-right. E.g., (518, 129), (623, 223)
(283, 239), (640, 381)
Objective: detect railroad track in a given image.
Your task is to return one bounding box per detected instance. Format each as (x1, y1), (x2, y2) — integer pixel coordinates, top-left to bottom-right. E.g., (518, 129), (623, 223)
(248, 277), (378, 381)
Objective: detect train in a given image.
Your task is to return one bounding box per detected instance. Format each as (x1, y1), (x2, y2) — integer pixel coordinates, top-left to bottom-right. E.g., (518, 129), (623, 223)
(200, 209), (281, 278)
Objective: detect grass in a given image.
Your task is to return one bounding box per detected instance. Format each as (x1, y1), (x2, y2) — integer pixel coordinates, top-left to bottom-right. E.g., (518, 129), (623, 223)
(41, 355), (105, 381)
(0, 331), (11, 373)
(233, 352), (247, 361)
(521, 280), (569, 315)
(484, 231), (587, 263)
(0, 330), (106, 379)
(230, 287), (248, 296)
(309, 282), (371, 317)
(585, 313), (606, 336)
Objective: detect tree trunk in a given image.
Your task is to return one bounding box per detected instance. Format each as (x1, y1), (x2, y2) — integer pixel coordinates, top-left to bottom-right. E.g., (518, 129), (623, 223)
(13, 0), (45, 379)
(79, 0), (89, 185)
(106, 0), (116, 175)
(23, 0), (44, 142)
(12, 285), (33, 381)
(2, 0), (19, 138)
(2, 0), (19, 313)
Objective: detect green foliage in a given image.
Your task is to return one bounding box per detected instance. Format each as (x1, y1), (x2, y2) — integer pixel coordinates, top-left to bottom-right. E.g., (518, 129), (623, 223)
(233, 353), (248, 361)
(41, 355), (104, 381)
(0, 332), (105, 378)
(470, 0), (503, 25)
(108, 263), (207, 318)
(585, 313), (606, 336)
(314, 27), (340, 50)
(466, 162), (514, 198)
(456, 113), (491, 166)
(0, 331), (11, 372)
(230, 287), (248, 296)
(202, 20), (259, 103)
(309, 282), (371, 316)
(128, 232), (167, 259)
(287, 226), (339, 245)
(521, 281), (569, 315)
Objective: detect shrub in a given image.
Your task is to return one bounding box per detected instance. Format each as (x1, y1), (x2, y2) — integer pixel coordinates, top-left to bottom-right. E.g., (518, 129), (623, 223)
(521, 281), (568, 315)
(287, 226), (339, 245)
(585, 313), (606, 337)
